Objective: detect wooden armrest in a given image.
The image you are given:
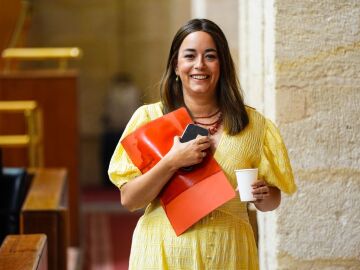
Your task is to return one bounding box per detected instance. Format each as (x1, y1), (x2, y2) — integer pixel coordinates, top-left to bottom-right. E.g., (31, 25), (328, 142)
(0, 234), (48, 270)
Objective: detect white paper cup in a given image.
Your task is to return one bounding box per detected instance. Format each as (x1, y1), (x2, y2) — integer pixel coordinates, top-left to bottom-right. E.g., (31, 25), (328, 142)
(235, 168), (258, 202)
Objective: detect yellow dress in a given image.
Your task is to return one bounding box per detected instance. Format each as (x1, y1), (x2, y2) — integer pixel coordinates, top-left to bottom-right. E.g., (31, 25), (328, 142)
(108, 102), (296, 270)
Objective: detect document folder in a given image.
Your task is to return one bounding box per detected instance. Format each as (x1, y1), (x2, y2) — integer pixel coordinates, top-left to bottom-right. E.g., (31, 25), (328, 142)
(121, 107), (235, 235)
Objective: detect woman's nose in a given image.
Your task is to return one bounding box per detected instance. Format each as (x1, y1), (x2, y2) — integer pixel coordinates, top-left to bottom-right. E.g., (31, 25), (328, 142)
(194, 56), (205, 70)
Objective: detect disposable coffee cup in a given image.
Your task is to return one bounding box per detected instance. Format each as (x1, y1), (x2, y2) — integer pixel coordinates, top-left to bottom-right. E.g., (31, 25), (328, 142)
(235, 168), (258, 202)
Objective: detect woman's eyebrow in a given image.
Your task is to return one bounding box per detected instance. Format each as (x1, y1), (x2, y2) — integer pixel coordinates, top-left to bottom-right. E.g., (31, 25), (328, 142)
(182, 48), (217, 53)
(205, 48), (217, 53)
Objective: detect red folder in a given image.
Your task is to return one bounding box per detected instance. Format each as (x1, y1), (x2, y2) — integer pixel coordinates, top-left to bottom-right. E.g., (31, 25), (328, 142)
(121, 107), (235, 235)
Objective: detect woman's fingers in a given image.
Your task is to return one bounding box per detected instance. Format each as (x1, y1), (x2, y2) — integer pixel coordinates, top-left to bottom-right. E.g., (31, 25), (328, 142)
(253, 185), (269, 194)
(194, 136), (211, 151)
(195, 137), (209, 145)
(252, 180), (270, 200)
(169, 135), (210, 167)
(251, 180), (266, 187)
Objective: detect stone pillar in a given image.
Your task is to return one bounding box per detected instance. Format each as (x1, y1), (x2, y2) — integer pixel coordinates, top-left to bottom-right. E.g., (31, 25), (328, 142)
(191, 0), (239, 67)
(238, 0), (275, 117)
(238, 2), (278, 268)
(239, 0), (360, 269)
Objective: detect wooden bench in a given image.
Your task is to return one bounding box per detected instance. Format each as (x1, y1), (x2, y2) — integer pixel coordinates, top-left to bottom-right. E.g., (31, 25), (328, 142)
(20, 168), (69, 270)
(0, 234), (48, 270)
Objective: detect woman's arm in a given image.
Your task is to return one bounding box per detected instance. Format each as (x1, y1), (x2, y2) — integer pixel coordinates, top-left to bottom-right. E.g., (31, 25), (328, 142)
(251, 180), (281, 212)
(120, 135), (211, 211)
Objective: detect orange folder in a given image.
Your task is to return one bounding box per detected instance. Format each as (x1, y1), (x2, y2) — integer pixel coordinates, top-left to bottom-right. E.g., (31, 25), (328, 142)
(121, 107), (235, 235)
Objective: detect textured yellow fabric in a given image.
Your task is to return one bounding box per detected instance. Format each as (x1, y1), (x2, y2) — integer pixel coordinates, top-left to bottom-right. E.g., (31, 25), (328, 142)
(108, 102), (296, 270)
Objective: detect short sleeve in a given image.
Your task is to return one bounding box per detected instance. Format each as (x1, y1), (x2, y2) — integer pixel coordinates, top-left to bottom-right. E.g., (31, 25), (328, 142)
(258, 119), (297, 195)
(107, 105), (151, 189)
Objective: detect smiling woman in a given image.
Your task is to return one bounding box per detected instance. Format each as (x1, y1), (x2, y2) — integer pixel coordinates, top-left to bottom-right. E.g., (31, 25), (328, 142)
(108, 18), (296, 270)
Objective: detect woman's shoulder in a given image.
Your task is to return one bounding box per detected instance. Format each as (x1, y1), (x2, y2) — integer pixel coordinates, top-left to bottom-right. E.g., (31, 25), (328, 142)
(135, 102), (163, 116)
(136, 101), (162, 111)
(121, 102), (163, 136)
(244, 105), (284, 141)
(245, 105), (266, 124)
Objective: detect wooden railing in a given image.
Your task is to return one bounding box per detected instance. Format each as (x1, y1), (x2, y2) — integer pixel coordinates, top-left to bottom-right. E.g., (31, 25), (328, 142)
(0, 100), (44, 167)
(2, 47), (82, 72)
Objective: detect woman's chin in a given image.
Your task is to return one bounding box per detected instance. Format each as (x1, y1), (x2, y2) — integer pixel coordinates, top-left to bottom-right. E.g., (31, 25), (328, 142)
(187, 86), (215, 94)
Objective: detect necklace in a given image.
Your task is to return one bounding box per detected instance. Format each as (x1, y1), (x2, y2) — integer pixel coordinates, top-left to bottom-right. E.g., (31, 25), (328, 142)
(193, 110), (223, 135)
(193, 109), (221, 119)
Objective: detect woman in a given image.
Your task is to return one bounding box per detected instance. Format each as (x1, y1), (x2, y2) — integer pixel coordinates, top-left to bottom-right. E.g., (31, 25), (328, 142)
(109, 18), (296, 270)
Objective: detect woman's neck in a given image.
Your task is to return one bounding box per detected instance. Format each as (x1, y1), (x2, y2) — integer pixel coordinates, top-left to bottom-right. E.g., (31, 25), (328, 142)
(184, 96), (219, 117)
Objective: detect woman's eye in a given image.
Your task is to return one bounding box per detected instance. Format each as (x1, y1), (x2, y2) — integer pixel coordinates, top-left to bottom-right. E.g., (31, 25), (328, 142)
(184, 54), (195, 59)
(205, 54), (217, 60)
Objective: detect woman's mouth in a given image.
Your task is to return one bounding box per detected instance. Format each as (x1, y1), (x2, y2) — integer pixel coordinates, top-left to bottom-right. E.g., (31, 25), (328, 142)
(190, 75), (209, 80)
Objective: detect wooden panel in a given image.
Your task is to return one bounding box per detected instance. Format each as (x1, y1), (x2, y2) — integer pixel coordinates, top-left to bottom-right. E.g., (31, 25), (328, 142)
(0, 234), (48, 270)
(21, 168), (69, 270)
(0, 70), (79, 246)
(0, 0), (31, 70)
(0, 1), (21, 52)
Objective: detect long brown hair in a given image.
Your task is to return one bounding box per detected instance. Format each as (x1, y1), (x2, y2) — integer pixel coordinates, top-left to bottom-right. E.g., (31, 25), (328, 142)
(160, 18), (248, 135)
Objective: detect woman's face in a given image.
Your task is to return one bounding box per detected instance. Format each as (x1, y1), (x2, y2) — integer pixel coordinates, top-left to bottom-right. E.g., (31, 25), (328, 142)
(175, 31), (220, 98)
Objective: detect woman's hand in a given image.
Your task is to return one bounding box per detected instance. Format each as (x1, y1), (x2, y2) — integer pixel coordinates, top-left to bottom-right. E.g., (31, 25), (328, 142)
(120, 135), (211, 212)
(163, 135), (211, 170)
(251, 180), (281, 212)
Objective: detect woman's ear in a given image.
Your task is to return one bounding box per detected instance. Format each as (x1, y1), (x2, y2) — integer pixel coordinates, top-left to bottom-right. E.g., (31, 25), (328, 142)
(173, 60), (178, 75)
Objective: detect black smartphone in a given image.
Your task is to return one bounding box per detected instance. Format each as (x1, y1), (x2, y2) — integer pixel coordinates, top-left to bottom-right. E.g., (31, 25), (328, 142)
(179, 124), (209, 171)
(180, 124), (209, 143)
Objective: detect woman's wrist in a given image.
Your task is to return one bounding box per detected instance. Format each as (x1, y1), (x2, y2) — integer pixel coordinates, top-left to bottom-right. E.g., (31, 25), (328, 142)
(161, 154), (180, 174)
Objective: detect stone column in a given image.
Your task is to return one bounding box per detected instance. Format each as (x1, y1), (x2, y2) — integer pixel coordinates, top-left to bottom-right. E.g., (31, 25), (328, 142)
(191, 0), (239, 67)
(238, 0), (275, 117)
(239, 0), (360, 269)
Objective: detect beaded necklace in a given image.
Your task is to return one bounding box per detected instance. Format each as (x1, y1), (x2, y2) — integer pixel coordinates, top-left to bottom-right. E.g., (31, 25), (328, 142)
(193, 109), (223, 135)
